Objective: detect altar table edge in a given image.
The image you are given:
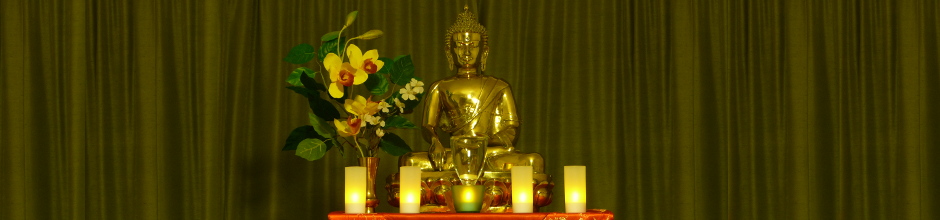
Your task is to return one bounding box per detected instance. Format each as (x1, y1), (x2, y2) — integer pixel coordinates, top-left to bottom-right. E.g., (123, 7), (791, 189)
(328, 209), (613, 220)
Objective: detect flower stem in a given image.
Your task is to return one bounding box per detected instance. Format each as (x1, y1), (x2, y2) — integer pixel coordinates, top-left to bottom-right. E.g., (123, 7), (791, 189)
(353, 136), (366, 158)
(337, 26), (346, 57)
(342, 38), (354, 60)
(380, 83), (399, 101)
(316, 61), (330, 90)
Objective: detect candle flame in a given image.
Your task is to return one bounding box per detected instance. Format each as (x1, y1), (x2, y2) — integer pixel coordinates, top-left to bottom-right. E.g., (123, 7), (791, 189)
(463, 188), (475, 201)
(405, 194), (416, 203)
(350, 193), (361, 203)
(572, 191), (581, 202)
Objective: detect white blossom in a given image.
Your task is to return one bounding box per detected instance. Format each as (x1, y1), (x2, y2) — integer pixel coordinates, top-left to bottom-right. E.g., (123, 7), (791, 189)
(363, 114), (381, 125)
(378, 101), (392, 113)
(400, 84), (417, 101)
(376, 128), (385, 137)
(393, 98), (406, 112)
(398, 79), (425, 99)
(409, 79), (425, 94)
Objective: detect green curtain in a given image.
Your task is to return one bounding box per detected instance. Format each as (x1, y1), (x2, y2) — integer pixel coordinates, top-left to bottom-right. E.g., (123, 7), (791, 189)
(1, 0), (937, 219)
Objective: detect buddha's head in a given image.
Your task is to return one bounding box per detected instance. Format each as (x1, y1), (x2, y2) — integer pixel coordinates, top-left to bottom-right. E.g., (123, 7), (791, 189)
(445, 6), (489, 71)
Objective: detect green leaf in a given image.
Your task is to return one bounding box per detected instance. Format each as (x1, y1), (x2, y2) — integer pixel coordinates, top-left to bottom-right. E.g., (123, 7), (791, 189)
(310, 96), (341, 121)
(404, 93), (424, 111)
(321, 31), (341, 42)
(375, 57), (395, 74)
(309, 112), (336, 138)
(291, 77), (340, 121)
(389, 55), (415, 86)
(286, 67), (315, 87)
(287, 86), (315, 98)
(283, 125), (314, 151)
(318, 37), (348, 62)
(286, 73), (302, 87)
(299, 70), (327, 91)
(345, 11), (358, 27)
(283, 125), (335, 152)
(332, 139), (344, 156)
(283, 43), (316, 64)
(363, 73), (390, 95)
(384, 115), (417, 129)
(296, 138), (328, 161)
(379, 133), (412, 156)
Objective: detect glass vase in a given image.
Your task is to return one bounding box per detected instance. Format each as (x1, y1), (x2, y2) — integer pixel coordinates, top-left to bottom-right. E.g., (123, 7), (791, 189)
(451, 135), (488, 185)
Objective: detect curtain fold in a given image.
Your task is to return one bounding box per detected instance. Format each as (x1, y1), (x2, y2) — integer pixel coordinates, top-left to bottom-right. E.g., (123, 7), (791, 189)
(1, 0), (936, 219)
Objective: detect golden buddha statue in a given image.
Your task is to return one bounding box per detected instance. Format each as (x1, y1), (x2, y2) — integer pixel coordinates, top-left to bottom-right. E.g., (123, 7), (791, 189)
(386, 6), (553, 213)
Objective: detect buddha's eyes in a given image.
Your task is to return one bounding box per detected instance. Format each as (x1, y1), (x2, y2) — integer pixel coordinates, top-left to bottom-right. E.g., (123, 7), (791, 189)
(454, 42), (478, 48)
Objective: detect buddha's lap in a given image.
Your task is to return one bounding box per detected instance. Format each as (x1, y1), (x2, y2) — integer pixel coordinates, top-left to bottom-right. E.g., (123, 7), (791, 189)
(399, 148), (544, 173)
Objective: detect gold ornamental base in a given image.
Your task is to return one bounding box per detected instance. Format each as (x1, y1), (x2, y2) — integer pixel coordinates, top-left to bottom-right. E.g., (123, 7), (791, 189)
(386, 170), (553, 213)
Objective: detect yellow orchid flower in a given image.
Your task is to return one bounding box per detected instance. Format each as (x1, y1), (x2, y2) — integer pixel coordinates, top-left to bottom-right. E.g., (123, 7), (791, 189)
(324, 53), (367, 98)
(346, 44), (385, 74)
(334, 117), (363, 137)
(344, 95), (381, 117)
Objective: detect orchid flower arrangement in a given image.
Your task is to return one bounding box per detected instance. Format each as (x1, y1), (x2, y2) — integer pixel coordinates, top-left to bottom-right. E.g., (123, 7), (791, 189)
(281, 11), (425, 161)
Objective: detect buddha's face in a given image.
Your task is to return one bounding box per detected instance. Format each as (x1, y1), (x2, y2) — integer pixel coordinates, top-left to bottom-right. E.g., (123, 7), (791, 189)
(452, 32), (482, 68)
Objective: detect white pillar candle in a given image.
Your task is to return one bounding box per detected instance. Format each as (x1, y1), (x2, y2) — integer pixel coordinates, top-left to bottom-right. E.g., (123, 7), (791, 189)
(564, 166), (587, 213)
(399, 166), (422, 214)
(511, 166), (533, 213)
(345, 166), (367, 214)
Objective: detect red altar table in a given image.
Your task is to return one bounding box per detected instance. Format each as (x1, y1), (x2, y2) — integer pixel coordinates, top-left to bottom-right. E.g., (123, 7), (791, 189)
(328, 209), (613, 220)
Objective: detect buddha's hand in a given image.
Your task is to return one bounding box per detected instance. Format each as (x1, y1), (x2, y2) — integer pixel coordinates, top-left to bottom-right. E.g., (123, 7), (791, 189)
(428, 136), (445, 171)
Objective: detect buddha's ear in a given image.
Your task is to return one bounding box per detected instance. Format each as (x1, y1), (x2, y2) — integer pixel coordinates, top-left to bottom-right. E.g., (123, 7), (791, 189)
(480, 46), (489, 72)
(445, 44), (454, 71)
